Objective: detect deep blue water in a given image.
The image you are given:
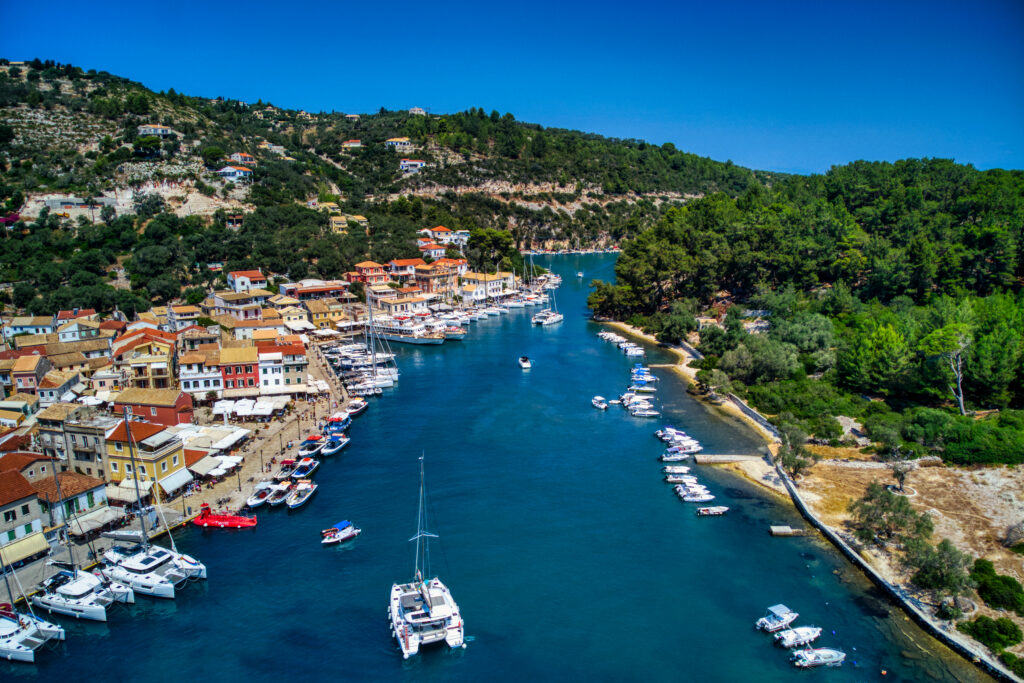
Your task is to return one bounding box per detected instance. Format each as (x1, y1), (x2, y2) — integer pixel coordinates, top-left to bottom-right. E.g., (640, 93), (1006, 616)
(8, 254), (984, 682)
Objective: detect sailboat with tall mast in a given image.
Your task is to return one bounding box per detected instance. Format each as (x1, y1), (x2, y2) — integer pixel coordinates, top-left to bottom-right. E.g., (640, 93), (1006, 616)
(1, 550), (64, 662)
(388, 456), (464, 659)
(30, 465), (134, 622)
(99, 410), (206, 598)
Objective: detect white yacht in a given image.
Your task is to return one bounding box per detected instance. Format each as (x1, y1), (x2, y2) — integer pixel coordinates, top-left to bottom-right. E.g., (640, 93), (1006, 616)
(792, 647), (846, 667)
(592, 396), (608, 410)
(100, 543), (205, 599)
(518, 356), (532, 369)
(532, 309), (564, 325)
(389, 457), (464, 659)
(32, 564), (134, 621)
(0, 606), (64, 663)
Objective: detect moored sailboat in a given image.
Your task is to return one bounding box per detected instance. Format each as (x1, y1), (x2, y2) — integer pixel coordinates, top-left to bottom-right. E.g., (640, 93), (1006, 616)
(389, 456), (464, 659)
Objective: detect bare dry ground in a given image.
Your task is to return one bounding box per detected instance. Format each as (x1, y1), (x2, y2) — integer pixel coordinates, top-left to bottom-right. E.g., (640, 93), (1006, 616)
(798, 461), (1024, 660)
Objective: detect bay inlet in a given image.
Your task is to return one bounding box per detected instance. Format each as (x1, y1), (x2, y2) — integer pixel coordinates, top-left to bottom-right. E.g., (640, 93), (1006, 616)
(10, 253), (986, 682)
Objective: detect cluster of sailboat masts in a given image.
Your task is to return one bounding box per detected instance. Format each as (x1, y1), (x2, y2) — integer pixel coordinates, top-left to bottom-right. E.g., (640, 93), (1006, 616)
(2, 408), (207, 663)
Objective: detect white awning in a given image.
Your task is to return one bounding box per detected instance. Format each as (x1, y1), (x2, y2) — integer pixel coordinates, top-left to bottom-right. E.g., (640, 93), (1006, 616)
(211, 428), (250, 451)
(285, 320), (316, 332)
(188, 455), (220, 477)
(106, 479), (153, 503)
(208, 467), (227, 477)
(158, 468), (194, 495)
(252, 402), (275, 416)
(211, 400), (236, 415)
(77, 395), (104, 406)
(233, 399), (256, 416)
(67, 506), (125, 537)
(217, 455), (243, 468)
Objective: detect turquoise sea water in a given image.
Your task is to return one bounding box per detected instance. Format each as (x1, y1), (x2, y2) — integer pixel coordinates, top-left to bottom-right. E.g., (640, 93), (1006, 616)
(8, 254), (985, 682)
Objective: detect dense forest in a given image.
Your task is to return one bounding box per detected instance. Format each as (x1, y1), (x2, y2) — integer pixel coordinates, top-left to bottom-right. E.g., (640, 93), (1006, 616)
(589, 159), (1024, 466)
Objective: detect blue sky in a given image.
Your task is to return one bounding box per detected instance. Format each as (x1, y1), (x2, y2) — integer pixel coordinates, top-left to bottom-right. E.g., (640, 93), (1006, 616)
(3, 0), (1022, 174)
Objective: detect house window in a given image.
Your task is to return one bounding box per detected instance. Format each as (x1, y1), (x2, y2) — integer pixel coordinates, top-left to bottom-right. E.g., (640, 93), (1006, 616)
(151, 407), (157, 416)
(115, 443), (123, 451)
(3, 511), (15, 523)
(87, 491), (94, 507)
(248, 379), (254, 387)
(6, 530), (14, 542)
(21, 504), (29, 515)
(204, 380), (210, 387)
(225, 367), (232, 375)
(23, 523), (32, 535)
(172, 455), (178, 466)
(161, 461), (168, 472)
(40, 466), (46, 474)
(125, 464), (132, 473)
(111, 462), (118, 471)
(137, 465), (146, 476)
(246, 366), (253, 373)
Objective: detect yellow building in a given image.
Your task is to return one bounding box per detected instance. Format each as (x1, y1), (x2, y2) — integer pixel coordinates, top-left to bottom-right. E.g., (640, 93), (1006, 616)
(104, 420), (191, 499)
(304, 300), (331, 329)
(328, 215), (349, 235)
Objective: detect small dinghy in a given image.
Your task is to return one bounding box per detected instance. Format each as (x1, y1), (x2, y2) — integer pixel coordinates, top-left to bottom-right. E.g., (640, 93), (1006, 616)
(591, 396), (608, 410)
(696, 506), (729, 516)
(518, 356), (532, 369)
(345, 398), (369, 417)
(321, 520), (361, 545)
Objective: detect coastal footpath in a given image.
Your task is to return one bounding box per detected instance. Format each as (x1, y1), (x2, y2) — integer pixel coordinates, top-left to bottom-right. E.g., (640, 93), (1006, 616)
(605, 320), (1022, 683)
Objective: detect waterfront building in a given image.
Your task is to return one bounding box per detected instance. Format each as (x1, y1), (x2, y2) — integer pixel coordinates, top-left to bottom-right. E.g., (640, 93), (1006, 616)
(104, 420), (192, 500)
(0, 467), (49, 566)
(460, 271), (515, 302)
(219, 347), (260, 398)
(111, 330), (176, 389)
(112, 388), (194, 426)
(275, 279), (351, 302)
(32, 471), (110, 529)
(414, 262), (458, 296)
(178, 349), (223, 400)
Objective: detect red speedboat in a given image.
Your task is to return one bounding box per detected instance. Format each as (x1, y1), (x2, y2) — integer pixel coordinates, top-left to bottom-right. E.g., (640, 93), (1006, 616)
(192, 503), (257, 528)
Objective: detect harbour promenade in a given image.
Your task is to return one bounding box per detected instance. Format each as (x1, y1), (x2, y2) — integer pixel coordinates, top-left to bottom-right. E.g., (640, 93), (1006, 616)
(6, 339), (347, 603)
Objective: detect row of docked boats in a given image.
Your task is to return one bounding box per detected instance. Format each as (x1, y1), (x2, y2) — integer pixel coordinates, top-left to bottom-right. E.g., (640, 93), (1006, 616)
(597, 330), (646, 357)
(756, 604), (846, 667)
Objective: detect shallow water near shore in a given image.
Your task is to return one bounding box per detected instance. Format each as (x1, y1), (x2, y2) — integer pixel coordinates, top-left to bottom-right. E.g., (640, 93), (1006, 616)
(8, 253), (986, 682)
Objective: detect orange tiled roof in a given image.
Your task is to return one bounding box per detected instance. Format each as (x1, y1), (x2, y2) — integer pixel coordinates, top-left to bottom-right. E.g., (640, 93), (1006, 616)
(0, 469), (36, 506)
(106, 420), (167, 443)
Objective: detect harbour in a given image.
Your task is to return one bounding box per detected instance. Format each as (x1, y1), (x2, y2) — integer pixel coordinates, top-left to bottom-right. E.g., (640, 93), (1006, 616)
(5, 253), (986, 681)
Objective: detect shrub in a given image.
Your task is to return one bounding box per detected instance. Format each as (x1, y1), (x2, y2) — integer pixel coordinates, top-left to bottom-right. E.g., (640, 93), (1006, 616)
(957, 615), (1022, 651)
(970, 559), (1024, 616)
(1000, 652), (1024, 678)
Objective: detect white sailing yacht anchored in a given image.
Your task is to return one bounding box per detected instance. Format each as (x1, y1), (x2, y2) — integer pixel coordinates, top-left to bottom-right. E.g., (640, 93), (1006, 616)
(99, 409), (206, 598)
(31, 467), (134, 622)
(1, 551), (65, 662)
(388, 456), (464, 659)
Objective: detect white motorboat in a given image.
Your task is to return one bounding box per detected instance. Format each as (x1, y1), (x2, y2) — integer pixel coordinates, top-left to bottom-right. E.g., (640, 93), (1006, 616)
(665, 474), (698, 483)
(321, 520), (361, 545)
(696, 506), (730, 516)
(791, 647), (846, 668)
(757, 604), (799, 632)
(345, 397), (369, 417)
(592, 396), (608, 410)
(245, 480), (279, 508)
(519, 356), (532, 369)
(775, 626), (823, 648)
(660, 452), (691, 462)
(321, 435), (350, 456)
(286, 480), (318, 509)
(389, 456), (464, 659)
(31, 565), (132, 622)
(630, 408), (660, 418)
(662, 465), (691, 474)
(577, 271), (583, 278)
(681, 493), (715, 503)
(298, 436), (326, 457)
(267, 482), (293, 506)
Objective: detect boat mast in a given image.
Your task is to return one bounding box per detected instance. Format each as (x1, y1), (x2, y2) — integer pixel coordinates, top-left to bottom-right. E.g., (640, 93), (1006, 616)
(122, 407), (150, 551)
(408, 454), (436, 584)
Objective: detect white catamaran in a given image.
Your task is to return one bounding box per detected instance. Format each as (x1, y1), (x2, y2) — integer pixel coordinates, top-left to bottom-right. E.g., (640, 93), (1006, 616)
(388, 457), (465, 659)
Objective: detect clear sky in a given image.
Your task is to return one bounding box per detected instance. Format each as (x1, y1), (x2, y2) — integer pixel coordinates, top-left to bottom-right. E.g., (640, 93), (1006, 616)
(3, 0), (1022, 174)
